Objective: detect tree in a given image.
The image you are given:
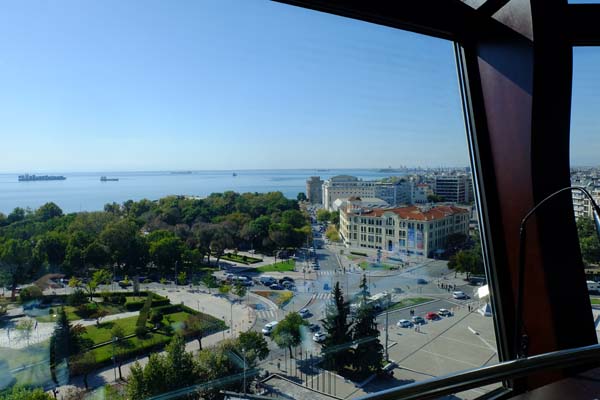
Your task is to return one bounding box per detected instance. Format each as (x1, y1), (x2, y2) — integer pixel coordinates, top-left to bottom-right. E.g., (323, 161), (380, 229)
(297, 192), (308, 202)
(177, 271), (187, 285)
(321, 282), (352, 371)
(184, 313), (206, 350)
(210, 225), (233, 267)
(83, 241), (109, 270)
(577, 217), (600, 265)
(316, 209), (331, 223)
(69, 352), (96, 390)
(427, 194), (444, 203)
(237, 331), (269, 367)
(149, 235), (185, 277)
(272, 312), (306, 358)
(50, 308), (83, 385)
(1, 386), (53, 400)
(164, 334), (196, 389)
(84, 269), (112, 301)
(445, 233), (468, 252)
(99, 220), (148, 276)
(36, 202), (63, 221)
(359, 274), (370, 300)
(448, 249), (482, 279)
(233, 283), (247, 299)
(7, 207), (26, 224)
(0, 239), (34, 299)
(351, 303), (384, 376)
(16, 318), (34, 345)
(19, 285), (43, 303)
(111, 324), (128, 379)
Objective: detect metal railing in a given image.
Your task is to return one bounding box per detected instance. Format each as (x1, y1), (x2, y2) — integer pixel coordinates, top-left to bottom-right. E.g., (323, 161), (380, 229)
(355, 343), (600, 400)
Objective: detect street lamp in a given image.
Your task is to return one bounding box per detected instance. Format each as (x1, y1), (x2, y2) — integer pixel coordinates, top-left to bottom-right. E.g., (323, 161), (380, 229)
(242, 347), (247, 395)
(111, 336), (117, 381)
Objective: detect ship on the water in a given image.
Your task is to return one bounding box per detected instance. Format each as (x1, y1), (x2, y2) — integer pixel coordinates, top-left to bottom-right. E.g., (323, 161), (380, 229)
(18, 174), (66, 182)
(100, 176), (119, 182)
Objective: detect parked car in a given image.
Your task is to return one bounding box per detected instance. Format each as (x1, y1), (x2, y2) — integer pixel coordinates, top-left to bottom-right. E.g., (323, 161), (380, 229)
(260, 276), (277, 286)
(425, 312), (439, 320)
(280, 276), (295, 283)
(417, 278), (428, 284)
(262, 321), (278, 335)
(299, 308), (310, 318)
(412, 316), (425, 325)
(282, 281), (294, 289)
(438, 308), (452, 317)
(452, 291), (468, 299)
(270, 284), (284, 290)
(313, 332), (326, 342)
(397, 319), (413, 328)
(308, 323), (320, 332)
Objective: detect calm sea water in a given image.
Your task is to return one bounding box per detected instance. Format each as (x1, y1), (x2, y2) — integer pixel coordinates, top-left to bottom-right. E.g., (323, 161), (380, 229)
(0, 169), (403, 214)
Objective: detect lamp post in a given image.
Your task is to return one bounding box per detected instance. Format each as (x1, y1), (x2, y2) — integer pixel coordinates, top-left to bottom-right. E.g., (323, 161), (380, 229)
(242, 347), (247, 395)
(111, 336), (117, 381)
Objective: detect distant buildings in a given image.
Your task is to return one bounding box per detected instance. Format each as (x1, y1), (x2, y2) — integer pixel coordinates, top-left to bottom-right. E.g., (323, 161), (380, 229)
(339, 201), (470, 257)
(305, 176), (323, 204)
(434, 174), (472, 203)
(322, 175), (411, 211)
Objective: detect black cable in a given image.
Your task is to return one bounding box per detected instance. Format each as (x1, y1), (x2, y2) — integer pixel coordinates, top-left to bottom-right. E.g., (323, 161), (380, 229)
(515, 186), (600, 358)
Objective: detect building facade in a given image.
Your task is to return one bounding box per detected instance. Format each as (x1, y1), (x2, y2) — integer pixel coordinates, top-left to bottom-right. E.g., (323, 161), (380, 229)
(339, 202), (470, 257)
(322, 175), (410, 210)
(434, 175), (472, 203)
(305, 176), (324, 204)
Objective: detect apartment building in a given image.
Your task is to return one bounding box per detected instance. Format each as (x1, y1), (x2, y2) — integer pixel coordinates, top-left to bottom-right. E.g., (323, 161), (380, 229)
(339, 202), (470, 257)
(434, 174), (472, 203)
(322, 175), (411, 210)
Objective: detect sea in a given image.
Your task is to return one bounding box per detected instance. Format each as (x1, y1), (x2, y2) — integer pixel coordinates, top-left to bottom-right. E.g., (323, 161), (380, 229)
(0, 169), (406, 214)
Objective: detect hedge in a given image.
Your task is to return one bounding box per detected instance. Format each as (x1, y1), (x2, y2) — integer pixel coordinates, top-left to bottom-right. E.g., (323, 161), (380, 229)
(125, 297), (170, 311)
(136, 293), (153, 335)
(350, 251), (368, 256)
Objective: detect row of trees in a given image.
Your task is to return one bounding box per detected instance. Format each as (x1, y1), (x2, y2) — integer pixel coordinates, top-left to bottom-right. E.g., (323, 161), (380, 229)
(124, 331), (269, 400)
(0, 192), (311, 297)
(577, 216), (600, 265)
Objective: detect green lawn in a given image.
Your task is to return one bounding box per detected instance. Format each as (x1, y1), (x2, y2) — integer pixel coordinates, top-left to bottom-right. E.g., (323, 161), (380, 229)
(358, 261), (399, 270)
(82, 315), (140, 345)
(34, 303), (126, 323)
(221, 253), (262, 265)
(89, 332), (172, 366)
(387, 297), (433, 311)
(591, 298), (600, 305)
(2, 341), (52, 388)
(256, 259), (295, 272)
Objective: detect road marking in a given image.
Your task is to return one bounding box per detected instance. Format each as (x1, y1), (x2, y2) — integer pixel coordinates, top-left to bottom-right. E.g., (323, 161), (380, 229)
(418, 349), (481, 368)
(436, 335), (496, 352)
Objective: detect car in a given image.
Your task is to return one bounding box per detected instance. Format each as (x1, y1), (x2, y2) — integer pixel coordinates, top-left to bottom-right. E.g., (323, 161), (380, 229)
(417, 278), (428, 284)
(438, 308), (452, 317)
(280, 276), (295, 283)
(452, 291), (468, 299)
(397, 319), (413, 328)
(282, 281), (294, 289)
(299, 308), (310, 318)
(262, 321), (278, 335)
(412, 316), (425, 325)
(425, 312), (439, 320)
(313, 264), (320, 270)
(313, 332), (326, 342)
(308, 323), (320, 332)
(270, 284), (284, 290)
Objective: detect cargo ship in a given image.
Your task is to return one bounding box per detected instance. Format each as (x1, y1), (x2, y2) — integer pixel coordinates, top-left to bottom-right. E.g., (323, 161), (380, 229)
(18, 174), (66, 182)
(100, 176), (119, 182)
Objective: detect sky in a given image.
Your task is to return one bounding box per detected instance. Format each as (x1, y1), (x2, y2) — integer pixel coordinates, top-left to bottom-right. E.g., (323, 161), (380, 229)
(0, 1), (597, 172)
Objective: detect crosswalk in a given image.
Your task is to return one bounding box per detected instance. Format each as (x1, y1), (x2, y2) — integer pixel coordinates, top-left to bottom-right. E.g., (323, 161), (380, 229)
(256, 309), (278, 320)
(316, 270), (338, 276)
(314, 292), (332, 300)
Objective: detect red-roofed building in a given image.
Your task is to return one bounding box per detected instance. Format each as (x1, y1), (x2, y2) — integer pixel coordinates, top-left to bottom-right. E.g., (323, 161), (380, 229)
(339, 203), (470, 257)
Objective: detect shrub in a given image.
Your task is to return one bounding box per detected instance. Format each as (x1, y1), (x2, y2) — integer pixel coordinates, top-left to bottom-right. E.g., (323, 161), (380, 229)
(150, 310), (163, 326)
(67, 289), (88, 306)
(19, 285), (43, 303)
(350, 251), (368, 257)
(75, 304), (95, 318)
(136, 293), (153, 332)
(135, 325), (147, 338)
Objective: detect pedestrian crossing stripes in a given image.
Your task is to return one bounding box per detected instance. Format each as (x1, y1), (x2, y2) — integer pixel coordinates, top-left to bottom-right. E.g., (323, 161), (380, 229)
(316, 270), (337, 276)
(314, 292), (333, 300)
(256, 309), (278, 320)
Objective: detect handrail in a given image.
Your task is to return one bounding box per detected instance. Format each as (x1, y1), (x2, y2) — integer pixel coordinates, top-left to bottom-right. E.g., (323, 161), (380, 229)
(355, 343), (600, 400)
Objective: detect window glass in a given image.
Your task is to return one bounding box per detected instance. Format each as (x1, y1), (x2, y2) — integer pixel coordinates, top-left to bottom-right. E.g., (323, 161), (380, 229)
(0, 1), (499, 399)
(571, 47), (600, 343)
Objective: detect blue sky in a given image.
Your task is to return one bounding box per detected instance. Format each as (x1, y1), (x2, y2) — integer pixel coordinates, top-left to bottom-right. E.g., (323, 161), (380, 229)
(0, 1), (596, 172)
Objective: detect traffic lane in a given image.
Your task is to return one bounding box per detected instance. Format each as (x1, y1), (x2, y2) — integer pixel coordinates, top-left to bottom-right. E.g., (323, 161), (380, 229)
(376, 299), (460, 324)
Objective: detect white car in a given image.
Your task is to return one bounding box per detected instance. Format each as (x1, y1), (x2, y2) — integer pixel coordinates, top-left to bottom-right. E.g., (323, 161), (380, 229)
(438, 308), (452, 317)
(313, 332), (326, 342)
(299, 308), (310, 318)
(452, 291), (468, 299)
(397, 319), (412, 328)
(261, 321), (278, 335)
